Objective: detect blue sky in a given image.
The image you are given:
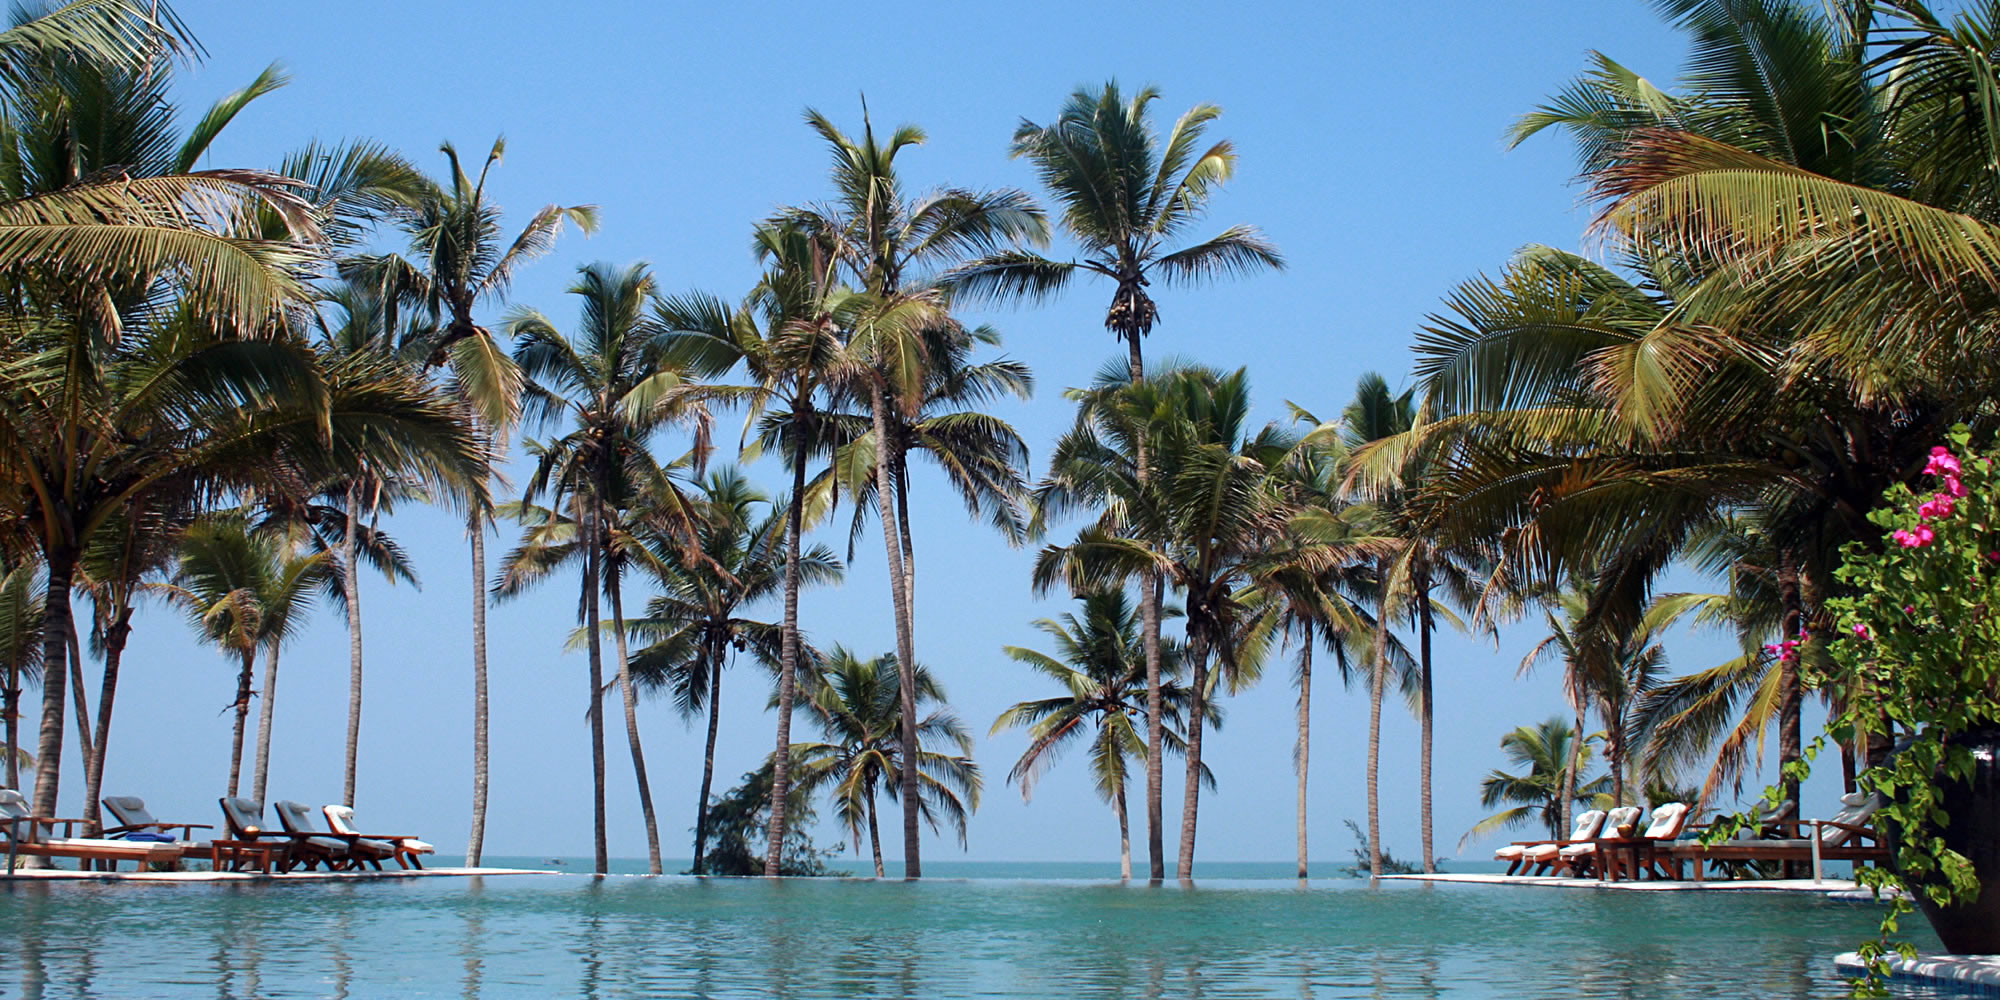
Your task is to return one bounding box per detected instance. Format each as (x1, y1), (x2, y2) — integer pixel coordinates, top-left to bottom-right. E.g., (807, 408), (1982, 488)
(48, 0), (1848, 866)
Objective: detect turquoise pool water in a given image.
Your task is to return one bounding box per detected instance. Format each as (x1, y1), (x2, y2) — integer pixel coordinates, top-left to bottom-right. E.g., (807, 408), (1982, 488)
(0, 864), (1938, 998)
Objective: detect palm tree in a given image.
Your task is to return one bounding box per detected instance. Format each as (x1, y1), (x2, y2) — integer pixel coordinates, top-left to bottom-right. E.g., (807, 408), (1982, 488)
(503, 260), (703, 876)
(619, 468), (842, 874)
(1461, 718), (1612, 847)
(1036, 366), (1298, 879)
(781, 105), (1046, 878)
(1520, 581), (1672, 814)
(164, 517), (327, 801)
(789, 647), (981, 878)
(0, 561), (43, 791)
(952, 81), (1283, 881)
(655, 221), (850, 876)
(989, 590), (1203, 879)
(368, 138), (597, 867)
(1336, 372), (1491, 874)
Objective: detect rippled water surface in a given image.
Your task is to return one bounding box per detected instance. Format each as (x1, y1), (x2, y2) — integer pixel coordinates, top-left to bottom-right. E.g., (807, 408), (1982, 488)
(0, 868), (1940, 998)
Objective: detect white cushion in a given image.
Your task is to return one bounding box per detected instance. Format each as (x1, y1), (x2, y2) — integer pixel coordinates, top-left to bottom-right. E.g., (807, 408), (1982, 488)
(402, 840), (435, 854)
(1643, 803), (1690, 839)
(1495, 845), (1527, 860)
(1525, 844), (1560, 861)
(1840, 790), (1870, 808)
(41, 837), (179, 854)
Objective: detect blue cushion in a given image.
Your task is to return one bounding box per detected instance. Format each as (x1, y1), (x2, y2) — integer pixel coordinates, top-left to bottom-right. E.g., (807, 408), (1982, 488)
(119, 832), (174, 843)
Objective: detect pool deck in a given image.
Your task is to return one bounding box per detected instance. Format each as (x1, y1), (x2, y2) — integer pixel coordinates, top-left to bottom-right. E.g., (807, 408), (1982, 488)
(1834, 952), (2000, 995)
(1382, 872), (1869, 895)
(1, 865), (559, 882)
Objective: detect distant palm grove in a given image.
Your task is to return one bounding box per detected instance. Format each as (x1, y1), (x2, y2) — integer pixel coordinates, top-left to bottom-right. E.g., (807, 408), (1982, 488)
(5, 0), (1997, 884)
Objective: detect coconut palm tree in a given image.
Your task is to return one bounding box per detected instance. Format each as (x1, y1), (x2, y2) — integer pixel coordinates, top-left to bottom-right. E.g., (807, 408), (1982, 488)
(951, 81), (1282, 881)
(365, 138), (596, 867)
(618, 468), (842, 874)
(1462, 718), (1612, 846)
(780, 105), (1045, 878)
(163, 517), (330, 802)
(1335, 372), (1492, 874)
(789, 647), (981, 878)
(655, 221), (851, 876)
(989, 590), (1206, 879)
(502, 260), (704, 876)
(0, 560), (43, 791)
(1035, 366), (1298, 879)
(1520, 581), (1673, 814)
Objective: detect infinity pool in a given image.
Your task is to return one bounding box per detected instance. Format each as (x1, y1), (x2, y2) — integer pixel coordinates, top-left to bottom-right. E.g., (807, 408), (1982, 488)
(0, 868), (1937, 998)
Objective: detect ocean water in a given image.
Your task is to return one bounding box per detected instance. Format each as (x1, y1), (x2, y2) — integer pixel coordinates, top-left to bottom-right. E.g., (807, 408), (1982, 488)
(0, 863), (1938, 999)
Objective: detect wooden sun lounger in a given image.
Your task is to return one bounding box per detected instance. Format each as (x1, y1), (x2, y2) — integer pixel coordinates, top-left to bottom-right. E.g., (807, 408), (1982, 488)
(1665, 819), (1888, 880)
(4, 815), (187, 872)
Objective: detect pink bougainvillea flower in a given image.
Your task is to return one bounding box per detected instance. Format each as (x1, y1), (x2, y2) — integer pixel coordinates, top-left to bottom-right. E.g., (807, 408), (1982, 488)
(1853, 623), (1871, 639)
(1894, 526), (1936, 547)
(1920, 494), (1957, 520)
(1905, 604), (1917, 615)
(1946, 475), (1968, 498)
(1988, 552), (2000, 563)
(1927, 447), (1965, 477)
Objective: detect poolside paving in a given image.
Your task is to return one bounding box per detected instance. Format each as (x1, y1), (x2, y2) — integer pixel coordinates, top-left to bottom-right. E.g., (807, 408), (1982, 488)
(0, 865), (558, 882)
(1383, 872), (1867, 895)
(1834, 952), (2000, 995)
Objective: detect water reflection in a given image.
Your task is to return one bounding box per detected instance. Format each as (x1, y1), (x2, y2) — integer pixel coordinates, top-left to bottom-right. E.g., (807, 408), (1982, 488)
(0, 875), (1917, 998)
(460, 876), (485, 999)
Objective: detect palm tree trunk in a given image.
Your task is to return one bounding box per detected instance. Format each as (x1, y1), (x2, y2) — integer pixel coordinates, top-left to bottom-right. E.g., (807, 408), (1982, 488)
(1296, 624), (1312, 880)
(764, 409), (811, 877)
(1563, 696), (1585, 835)
(29, 548), (75, 819)
(1366, 594), (1389, 878)
(1608, 723), (1626, 807)
(583, 503), (609, 876)
(869, 381), (922, 880)
(3, 664), (19, 791)
(228, 647), (254, 798)
(1128, 331), (1166, 884)
(467, 512), (491, 868)
(1114, 771), (1132, 881)
(342, 483), (364, 808)
(81, 606), (131, 838)
(895, 461), (916, 624)
(607, 561), (664, 875)
(65, 624), (93, 811)
(692, 642), (723, 875)
(1177, 632), (1210, 881)
(251, 644), (280, 808)
(867, 792), (885, 879)
(1418, 580), (1436, 874)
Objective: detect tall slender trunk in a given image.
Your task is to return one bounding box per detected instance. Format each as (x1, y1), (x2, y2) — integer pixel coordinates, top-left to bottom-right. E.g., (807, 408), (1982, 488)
(1176, 629), (1210, 880)
(1418, 577), (1436, 874)
(869, 382), (922, 879)
(251, 644), (280, 808)
(1128, 331), (1166, 884)
(1295, 624), (1312, 880)
(895, 464), (916, 624)
(1562, 694), (1585, 836)
(342, 484), (364, 808)
(1115, 765), (1132, 881)
(81, 608), (129, 837)
(65, 624), (92, 807)
(866, 792), (885, 878)
(1776, 553), (1804, 815)
(1607, 721), (1626, 808)
(227, 647), (253, 798)
(1366, 587), (1389, 878)
(583, 503), (609, 875)
(608, 560), (663, 875)
(764, 408), (810, 876)
(30, 548), (74, 818)
(466, 511), (491, 868)
(3, 665), (19, 790)
(691, 641), (723, 874)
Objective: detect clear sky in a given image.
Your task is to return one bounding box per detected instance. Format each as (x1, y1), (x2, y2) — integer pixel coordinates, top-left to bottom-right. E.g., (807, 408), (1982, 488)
(49, 0), (1847, 866)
